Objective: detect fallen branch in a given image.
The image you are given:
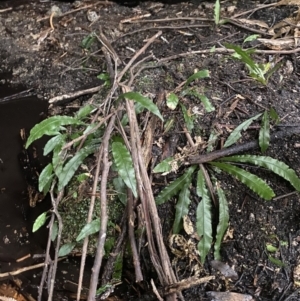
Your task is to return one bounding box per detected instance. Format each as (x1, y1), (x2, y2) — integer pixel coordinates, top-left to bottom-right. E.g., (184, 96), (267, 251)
(188, 127), (300, 165)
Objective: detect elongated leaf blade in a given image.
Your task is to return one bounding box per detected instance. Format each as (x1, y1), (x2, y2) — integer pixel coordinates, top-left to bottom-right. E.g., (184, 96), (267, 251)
(58, 242), (76, 257)
(200, 94), (215, 113)
(76, 218), (100, 241)
(112, 142), (137, 198)
(113, 177), (127, 205)
(32, 212), (47, 233)
(173, 182), (192, 234)
(39, 163), (54, 194)
(185, 69), (210, 87)
(225, 43), (260, 74)
(43, 134), (66, 156)
(210, 161), (275, 200)
(153, 157), (173, 174)
(156, 166), (196, 205)
(214, 0), (220, 25)
(26, 116), (83, 148)
(51, 222), (58, 241)
(219, 155), (300, 192)
(122, 92), (163, 121)
(196, 169), (213, 264)
(224, 113), (262, 148)
(180, 103), (194, 132)
(58, 145), (96, 191)
(259, 111), (270, 152)
(76, 104), (95, 119)
(214, 185), (229, 260)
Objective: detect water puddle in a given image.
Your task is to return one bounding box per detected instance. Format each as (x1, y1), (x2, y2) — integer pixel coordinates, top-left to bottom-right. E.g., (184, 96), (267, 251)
(0, 77), (49, 297)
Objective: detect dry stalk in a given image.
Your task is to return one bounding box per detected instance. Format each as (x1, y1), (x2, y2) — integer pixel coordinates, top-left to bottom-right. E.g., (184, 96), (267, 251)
(47, 187), (64, 301)
(126, 98), (180, 301)
(76, 147), (103, 301)
(87, 114), (116, 301)
(127, 189), (143, 282)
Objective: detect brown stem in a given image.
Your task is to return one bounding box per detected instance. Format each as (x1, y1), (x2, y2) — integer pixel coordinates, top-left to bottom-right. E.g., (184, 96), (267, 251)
(76, 146), (103, 301)
(101, 210), (128, 285)
(188, 128), (300, 165)
(127, 189), (143, 282)
(87, 114), (116, 301)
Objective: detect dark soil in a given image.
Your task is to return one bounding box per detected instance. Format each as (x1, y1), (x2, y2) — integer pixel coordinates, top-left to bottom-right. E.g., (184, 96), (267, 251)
(0, 0), (300, 300)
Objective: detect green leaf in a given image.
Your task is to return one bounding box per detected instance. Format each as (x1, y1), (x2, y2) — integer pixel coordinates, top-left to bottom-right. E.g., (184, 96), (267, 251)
(243, 34), (260, 43)
(76, 219), (100, 241)
(199, 94), (215, 113)
(196, 169), (213, 264)
(58, 242), (76, 257)
(183, 88), (215, 113)
(26, 116), (82, 148)
(214, 186), (229, 260)
(225, 43), (261, 74)
(210, 161), (275, 200)
(164, 118), (175, 134)
(76, 104), (95, 119)
(112, 253), (123, 281)
(184, 69), (210, 88)
(166, 93), (179, 110)
(180, 103), (194, 132)
(153, 157), (173, 174)
(112, 141), (137, 198)
(122, 92), (163, 121)
(156, 166), (197, 205)
(43, 134), (66, 156)
(266, 243), (277, 253)
(269, 107), (280, 124)
(57, 145), (96, 191)
(32, 212), (47, 233)
(39, 163), (54, 194)
(81, 33), (96, 49)
(259, 111), (270, 152)
(51, 222), (58, 241)
(223, 113), (262, 148)
(52, 144), (65, 176)
(173, 182), (192, 234)
(219, 155), (300, 192)
(113, 177), (127, 205)
(207, 130), (219, 153)
(268, 255), (285, 267)
(214, 0), (220, 25)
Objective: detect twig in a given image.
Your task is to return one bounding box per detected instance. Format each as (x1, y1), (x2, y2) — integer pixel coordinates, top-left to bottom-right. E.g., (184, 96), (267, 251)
(76, 146), (103, 301)
(38, 213), (55, 301)
(37, 2), (113, 22)
(48, 85), (104, 104)
(127, 189), (143, 282)
(273, 191), (299, 201)
(0, 7), (12, 13)
(101, 210), (128, 285)
(117, 31), (162, 83)
(151, 279), (164, 301)
(224, 18), (272, 36)
(164, 276), (215, 295)
(124, 17), (211, 23)
(188, 127), (300, 165)
(62, 112), (115, 150)
(0, 262), (49, 279)
(126, 97), (181, 301)
(232, 3), (277, 19)
(183, 129), (217, 207)
(47, 187), (64, 301)
(118, 24), (210, 39)
(87, 114), (116, 301)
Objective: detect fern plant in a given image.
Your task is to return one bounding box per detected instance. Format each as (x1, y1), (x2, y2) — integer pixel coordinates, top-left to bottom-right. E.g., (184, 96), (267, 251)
(155, 109), (300, 263)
